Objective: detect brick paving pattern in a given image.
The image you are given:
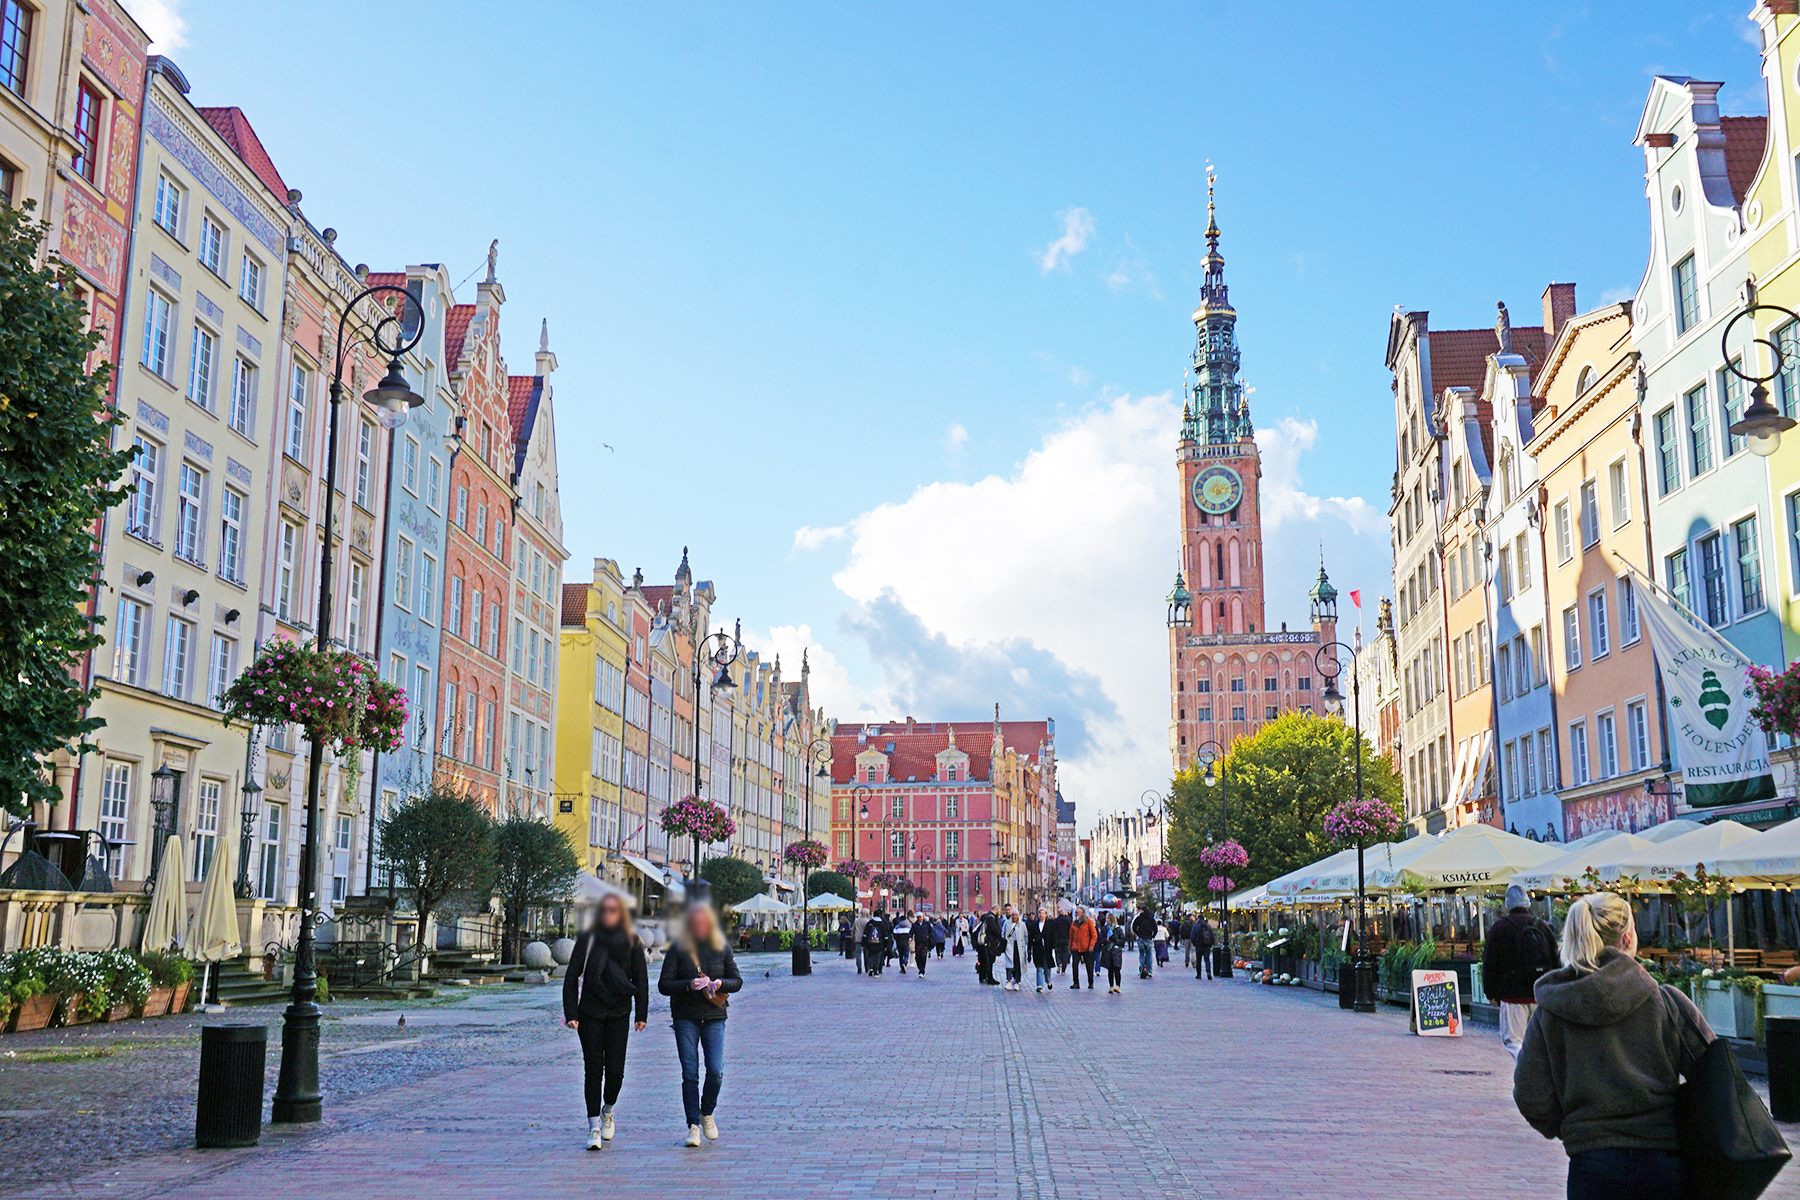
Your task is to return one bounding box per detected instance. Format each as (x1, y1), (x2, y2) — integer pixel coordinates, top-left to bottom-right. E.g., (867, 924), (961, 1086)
(6, 953), (1800, 1199)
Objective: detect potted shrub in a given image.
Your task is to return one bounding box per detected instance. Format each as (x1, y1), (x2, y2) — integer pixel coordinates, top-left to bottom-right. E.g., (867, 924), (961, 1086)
(47, 952), (110, 1026)
(1, 950), (57, 1033)
(98, 951), (150, 1022)
(138, 950), (194, 1016)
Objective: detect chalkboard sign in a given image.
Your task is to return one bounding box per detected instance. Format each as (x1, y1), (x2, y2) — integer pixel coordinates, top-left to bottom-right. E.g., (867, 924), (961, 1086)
(1411, 969), (1462, 1037)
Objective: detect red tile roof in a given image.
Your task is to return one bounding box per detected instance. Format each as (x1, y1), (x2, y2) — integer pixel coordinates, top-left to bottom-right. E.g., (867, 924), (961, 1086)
(561, 582), (589, 628)
(444, 304), (476, 370)
(1721, 116), (1767, 205)
(196, 107), (289, 204)
(507, 375), (536, 435)
(1427, 326), (1548, 398)
(638, 584), (676, 614)
(829, 720), (1053, 786)
(362, 271), (406, 290)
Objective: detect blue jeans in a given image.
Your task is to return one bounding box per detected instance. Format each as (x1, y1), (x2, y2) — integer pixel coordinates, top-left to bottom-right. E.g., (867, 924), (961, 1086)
(1138, 941), (1154, 976)
(1566, 1149), (1683, 1199)
(1035, 965), (1052, 989)
(671, 1018), (725, 1128)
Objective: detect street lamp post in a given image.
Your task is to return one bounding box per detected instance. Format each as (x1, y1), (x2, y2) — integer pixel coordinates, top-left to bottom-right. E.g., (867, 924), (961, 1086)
(272, 281), (426, 1126)
(1721, 289), (1800, 457)
(689, 618), (741, 880)
(850, 782), (870, 910)
(234, 779), (261, 899)
(795, 733), (831, 977)
(1140, 788), (1167, 911)
(1315, 640), (1376, 1013)
(1195, 739), (1232, 978)
(144, 763), (176, 892)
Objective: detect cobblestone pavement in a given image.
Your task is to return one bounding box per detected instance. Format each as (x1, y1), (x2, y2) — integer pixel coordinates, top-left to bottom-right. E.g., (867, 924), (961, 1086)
(7, 953), (1800, 1199)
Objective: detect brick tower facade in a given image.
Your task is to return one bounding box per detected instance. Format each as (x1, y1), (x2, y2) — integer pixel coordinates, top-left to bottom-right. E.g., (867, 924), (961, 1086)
(1166, 174), (1337, 772)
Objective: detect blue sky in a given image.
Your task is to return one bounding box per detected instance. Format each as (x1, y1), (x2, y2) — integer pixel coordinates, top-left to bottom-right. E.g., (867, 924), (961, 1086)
(148, 1), (1766, 826)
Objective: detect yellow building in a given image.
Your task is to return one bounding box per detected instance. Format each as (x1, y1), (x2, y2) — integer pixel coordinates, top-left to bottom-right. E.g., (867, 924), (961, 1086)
(78, 59), (289, 889)
(555, 558), (630, 878)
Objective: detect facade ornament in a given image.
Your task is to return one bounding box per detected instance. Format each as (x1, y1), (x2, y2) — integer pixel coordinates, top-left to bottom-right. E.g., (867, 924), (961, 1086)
(1495, 301), (1513, 354)
(485, 238), (499, 283)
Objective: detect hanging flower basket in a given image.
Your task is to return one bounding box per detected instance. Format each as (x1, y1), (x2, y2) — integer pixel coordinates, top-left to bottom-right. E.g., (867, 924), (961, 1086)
(1197, 839), (1249, 872)
(221, 640), (408, 755)
(659, 796), (736, 844)
(1147, 863), (1180, 883)
(836, 858), (871, 880)
(782, 839), (829, 870)
(1323, 796), (1402, 847)
(1748, 663), (1800, 739)
(1206, 874), (1236, 896)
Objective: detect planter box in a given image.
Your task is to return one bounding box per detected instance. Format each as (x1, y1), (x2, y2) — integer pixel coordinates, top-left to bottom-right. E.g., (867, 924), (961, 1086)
(60, 993), (95, 1026)
(171, 981), (192, 1013)
(1763, 984), (1800, 1022)
(8, 993), (59, 1032)
(136, 986), (175, 1018)
(1695, 980), (1749, 1040)
(104, 1003), (134, 1023)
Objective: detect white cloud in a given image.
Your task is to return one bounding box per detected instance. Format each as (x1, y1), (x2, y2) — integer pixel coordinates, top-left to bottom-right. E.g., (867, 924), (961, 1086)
(807, 395), (1390, 833)
(791, 524), (847, 553)
(944, 422), (968, 455)
(739, 623), (881, 720)
(1037, 207), (1095, 274)
(1103, 237), (1161, 299)
(132, 0), (188, 50)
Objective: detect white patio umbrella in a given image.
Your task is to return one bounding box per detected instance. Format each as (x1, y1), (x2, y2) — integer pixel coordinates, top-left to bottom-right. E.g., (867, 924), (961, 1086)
(1640, 819), (1707, 844)
(1394, 823), (1563, 892)
(1265, 846), (1361, 897)
(187, 832), (242, 1009)
(1592, 821), (1762, 886)
(806, 894), (856, 913)
(1511, 832), (1661, 893)
(139, 835), (186, 953)
(1359, 834), (1454, 891)
(727, 892), (792, 915)
(1709, 816), (1800, 886)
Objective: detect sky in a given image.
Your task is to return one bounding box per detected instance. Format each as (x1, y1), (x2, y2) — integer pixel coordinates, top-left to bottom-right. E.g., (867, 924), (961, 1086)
(142, 1), (1768, 832)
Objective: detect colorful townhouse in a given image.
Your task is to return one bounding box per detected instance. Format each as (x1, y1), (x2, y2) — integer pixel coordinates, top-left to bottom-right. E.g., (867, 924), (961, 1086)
(503, 322), (566, 818)
(78, 57), (282, 890)
(1438, 373), (1496, 829)
(1483, 287), (1575, 840)
(554, 559), (630, 877)
(1530, 302), (1665, 840)
(435, 260), (511, 809)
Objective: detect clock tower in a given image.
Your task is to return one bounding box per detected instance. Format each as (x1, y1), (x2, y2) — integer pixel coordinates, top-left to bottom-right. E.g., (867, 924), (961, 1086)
(1165, 174), (1332, 773)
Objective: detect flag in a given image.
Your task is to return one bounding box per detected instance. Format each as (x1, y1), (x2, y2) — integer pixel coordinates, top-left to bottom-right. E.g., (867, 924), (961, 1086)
(1629, 563), (1776, 807)
(1349, 589), (1362, 609)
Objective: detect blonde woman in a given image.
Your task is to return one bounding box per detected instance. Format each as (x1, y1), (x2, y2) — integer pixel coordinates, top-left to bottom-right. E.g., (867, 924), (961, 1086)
(1513, 891), (1712, 1200)
(563, 893), (648, 1151)
(657, 900), (742, 1148)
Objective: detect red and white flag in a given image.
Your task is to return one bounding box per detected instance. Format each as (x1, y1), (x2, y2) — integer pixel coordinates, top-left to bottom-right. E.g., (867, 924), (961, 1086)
(1349, 589), (1362, 609)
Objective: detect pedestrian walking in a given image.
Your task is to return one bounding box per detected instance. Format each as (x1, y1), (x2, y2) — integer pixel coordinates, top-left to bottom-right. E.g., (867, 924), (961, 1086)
(978, 907), (1003, 985)
(862, 909), (887, 976)
(1192, 915), (1216, 980)
(657, 898), (742, 1149)
(1513, 891), (1715, 1200)
(563, 893), (649, 1151)
(914, 915), (932, 976)
(1132, 904), (1157, 979)
(1154, 917), (1170, 968)
(1068, 906), (1097, 990)
(1001, 903), (1028, 991)
(892, 911), (913, 974)
(1101, 912), (1128, 993)
(852, 912), (870, 973)
(1483, 883), (1559, 1059)
(1051, 906), (1072, 977)
(954, 913), (970, 957)
(932, 917), (947, 959)
(839, 914), (854, 960)
(1027, 906), (1055, 992)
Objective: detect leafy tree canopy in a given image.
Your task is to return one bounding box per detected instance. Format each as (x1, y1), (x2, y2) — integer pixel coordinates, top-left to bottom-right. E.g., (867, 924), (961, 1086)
(1167, 712), (1402, 895)
(378, 786), (496, 930)
(699, 855), (765, 909)
(807, 869), (854, 901)
(493, 815), (579, 929)
(0, 203), (134, 817)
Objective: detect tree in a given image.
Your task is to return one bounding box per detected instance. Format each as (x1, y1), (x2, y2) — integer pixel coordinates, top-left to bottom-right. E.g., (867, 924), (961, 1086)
(492, 815), (579, 962)
(1168, 712), (1402, 895)
(699, 855), (764, 910)
(807, 870), (855, 901)
(0, 203), (135, 817)
(379, 787), (496, 971)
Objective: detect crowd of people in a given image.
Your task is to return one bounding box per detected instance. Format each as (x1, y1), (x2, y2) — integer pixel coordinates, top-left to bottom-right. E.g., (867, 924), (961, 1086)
(837, 901), (1222, 995)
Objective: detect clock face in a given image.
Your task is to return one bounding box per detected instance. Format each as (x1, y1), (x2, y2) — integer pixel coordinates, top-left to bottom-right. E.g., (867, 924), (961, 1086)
(1193, 465), (1243, 515)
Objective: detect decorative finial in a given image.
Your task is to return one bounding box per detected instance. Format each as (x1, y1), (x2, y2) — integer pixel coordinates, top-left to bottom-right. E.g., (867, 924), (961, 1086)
(1204, 160), (1219, 244)
(539, 317), (549, 353)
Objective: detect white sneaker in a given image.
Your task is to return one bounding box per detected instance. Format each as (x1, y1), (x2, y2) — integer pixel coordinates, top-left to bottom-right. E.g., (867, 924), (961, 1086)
(702, 1114), (719, 1140)
(684, 1125), (703, 1148)
(601, 1111), (615, 1141)
(587, 1127), (604, 1152)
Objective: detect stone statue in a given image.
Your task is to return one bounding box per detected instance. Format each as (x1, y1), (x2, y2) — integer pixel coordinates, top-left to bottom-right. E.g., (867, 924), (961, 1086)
(1494, 301), (1513, 354)
(485, 238), (499, 283)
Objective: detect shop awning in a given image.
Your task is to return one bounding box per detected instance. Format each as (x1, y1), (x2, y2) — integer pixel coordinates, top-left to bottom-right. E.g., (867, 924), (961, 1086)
(620, 854), (685, 894)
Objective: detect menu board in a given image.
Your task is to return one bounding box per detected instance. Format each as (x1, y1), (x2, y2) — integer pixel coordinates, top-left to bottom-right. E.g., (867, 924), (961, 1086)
(1411, 969), (1462, 1037)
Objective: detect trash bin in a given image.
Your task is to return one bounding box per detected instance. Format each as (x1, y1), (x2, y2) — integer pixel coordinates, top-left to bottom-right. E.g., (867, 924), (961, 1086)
(195, 1024), (266, 1148)
(1768, 1015), (1800, 1123)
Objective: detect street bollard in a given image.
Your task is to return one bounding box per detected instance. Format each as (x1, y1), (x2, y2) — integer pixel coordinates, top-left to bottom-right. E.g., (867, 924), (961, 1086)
(196, 1024), (267, 1148)
(1767, 1015), (1800, 1123)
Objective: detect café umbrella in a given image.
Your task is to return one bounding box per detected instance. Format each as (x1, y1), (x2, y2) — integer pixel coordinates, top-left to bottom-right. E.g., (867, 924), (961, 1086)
(1393, 824), (1563, 892)
(139, 834), (186, 953)
(805, 894), (857, 913)
(727, 892), (791, 915)
(1510, 832), (1661, 893)
(1590, 820), (1761, 886)
(187, 831), (242, 1008)
(1708, 816), (1800, 886)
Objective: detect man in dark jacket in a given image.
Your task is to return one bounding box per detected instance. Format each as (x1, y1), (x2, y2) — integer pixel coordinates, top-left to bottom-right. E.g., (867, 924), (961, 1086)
(1049, 908), (1072, 977)
(1192, 916), (1216, 979)
(1131, 905), (1158, 979)
(1484, 883), (1559, 1058)
(977, 907), (1004, 985)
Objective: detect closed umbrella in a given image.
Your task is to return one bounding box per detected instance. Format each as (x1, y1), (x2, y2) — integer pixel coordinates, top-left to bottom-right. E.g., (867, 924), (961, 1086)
(187, 831), (241, 1008)
(140, 835), (186, 953)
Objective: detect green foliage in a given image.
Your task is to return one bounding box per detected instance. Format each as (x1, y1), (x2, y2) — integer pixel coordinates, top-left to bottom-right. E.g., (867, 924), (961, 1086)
(0, 203), (136, 817)
(137, 949), (193, 987)
(699, 855), (765, 909)
(1168, 712), (1402, 895)
(807, 870), (854, 901)
(379, 785), (496, 940)
(492, 814), (579, 959)
(1378, 939), (1441, 993)
(314, 973), (331, 1004)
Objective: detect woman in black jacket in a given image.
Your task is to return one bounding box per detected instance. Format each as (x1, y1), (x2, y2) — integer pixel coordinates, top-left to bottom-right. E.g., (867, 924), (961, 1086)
(562, 894), (649, 1151)
(658, 901), (743, 1148)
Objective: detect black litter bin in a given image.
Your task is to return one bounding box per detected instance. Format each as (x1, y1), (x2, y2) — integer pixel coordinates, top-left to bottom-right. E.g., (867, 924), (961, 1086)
(196, 1024), (266, 1148)
(1768, 1015), (1800, 1123)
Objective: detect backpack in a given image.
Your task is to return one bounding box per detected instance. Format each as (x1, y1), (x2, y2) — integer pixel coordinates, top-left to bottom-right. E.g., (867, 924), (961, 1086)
(1519, 919), (1558, 983)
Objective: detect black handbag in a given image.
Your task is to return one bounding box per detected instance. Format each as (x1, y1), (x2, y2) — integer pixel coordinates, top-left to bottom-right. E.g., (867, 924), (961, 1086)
(1670, 990), (1790, 1199)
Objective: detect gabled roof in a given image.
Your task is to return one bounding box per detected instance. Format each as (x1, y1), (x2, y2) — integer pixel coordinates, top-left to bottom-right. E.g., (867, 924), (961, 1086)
(444, 304), (476, 370)
(638, 584), (676, 613)
(1428, 327), (1548, 398)
(196, 107), (288, 204)
(828, 719), (1052, 786)
(561, 582), (588, 628)
(1721, 115), (1767, 205)
(507, 375), (542, 476)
